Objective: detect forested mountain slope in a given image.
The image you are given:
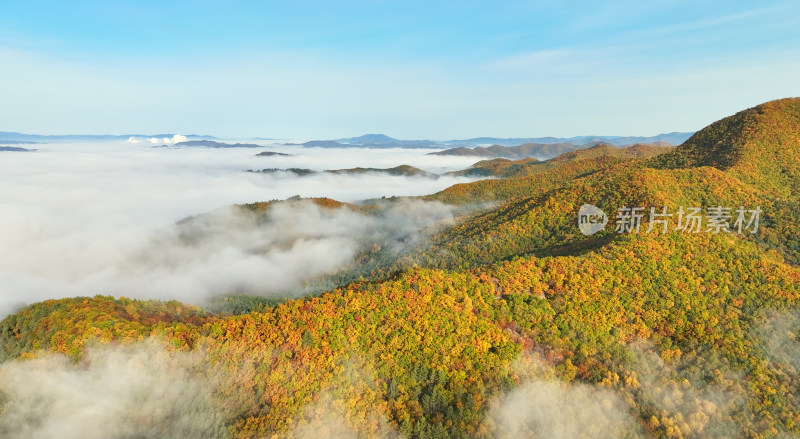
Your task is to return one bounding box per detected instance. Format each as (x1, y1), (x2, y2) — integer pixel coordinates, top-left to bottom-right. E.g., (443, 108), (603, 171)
(651, 97), (800, 197)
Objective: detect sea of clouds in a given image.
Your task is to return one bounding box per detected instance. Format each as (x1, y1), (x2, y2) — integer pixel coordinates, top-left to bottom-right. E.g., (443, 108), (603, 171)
(0, 141), (482, 317)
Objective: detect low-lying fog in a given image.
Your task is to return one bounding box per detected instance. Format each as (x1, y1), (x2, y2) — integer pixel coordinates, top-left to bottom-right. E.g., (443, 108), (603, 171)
(0, 141), (482, 317)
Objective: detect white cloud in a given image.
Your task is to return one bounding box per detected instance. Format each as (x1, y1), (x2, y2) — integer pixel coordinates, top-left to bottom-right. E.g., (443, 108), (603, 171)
(487, 379), (640, 439)
(486, 354), (641, 439)
(0, 142), (478, 317)
(755, 310), (800, 372)
(148, 134), (187, 144)
(0, 341), (226, 439)
(127, 134), (188, 144)
(625, 340), (747, 438)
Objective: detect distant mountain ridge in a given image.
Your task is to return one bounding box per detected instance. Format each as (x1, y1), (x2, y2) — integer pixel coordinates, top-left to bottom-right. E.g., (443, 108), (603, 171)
(0, 131), (216, 143)
(0, 130), (693, 149)
(0, 146), (36, 152)
(284, 132), (693, 150)
(453, 132), (692, 147)
(337, 134), (439, 149)
(157, 140), (278, 149)
(287, 134), (439, 149)
(430, 142), (596, 160)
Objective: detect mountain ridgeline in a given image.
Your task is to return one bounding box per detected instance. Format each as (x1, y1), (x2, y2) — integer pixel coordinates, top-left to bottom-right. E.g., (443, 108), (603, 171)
(285, 132), (692, 152)
(2, 98), (800, 438)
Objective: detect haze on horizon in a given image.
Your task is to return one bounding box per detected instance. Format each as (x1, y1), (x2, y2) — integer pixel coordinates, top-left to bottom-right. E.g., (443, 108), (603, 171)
(1, 0), (799, 140)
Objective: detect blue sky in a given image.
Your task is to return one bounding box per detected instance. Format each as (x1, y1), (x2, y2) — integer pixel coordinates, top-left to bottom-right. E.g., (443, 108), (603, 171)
(1, 0), (799, 139)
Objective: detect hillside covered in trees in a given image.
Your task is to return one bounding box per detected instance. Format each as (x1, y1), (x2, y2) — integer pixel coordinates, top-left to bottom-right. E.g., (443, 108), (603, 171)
(2, 98), (800, 438)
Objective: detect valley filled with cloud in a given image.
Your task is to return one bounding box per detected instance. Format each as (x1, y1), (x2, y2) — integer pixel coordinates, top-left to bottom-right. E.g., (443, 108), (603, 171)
(0, 142), (479, 317)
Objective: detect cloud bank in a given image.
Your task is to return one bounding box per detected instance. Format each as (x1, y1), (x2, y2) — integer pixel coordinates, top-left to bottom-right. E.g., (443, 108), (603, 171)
(0, 341), (225, 439)
(0, 142), (479, 317)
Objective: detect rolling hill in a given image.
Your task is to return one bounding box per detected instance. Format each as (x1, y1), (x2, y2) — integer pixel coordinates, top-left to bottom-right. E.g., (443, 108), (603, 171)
(431, 141), (674, 161)
(444, 143), (674, 179)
